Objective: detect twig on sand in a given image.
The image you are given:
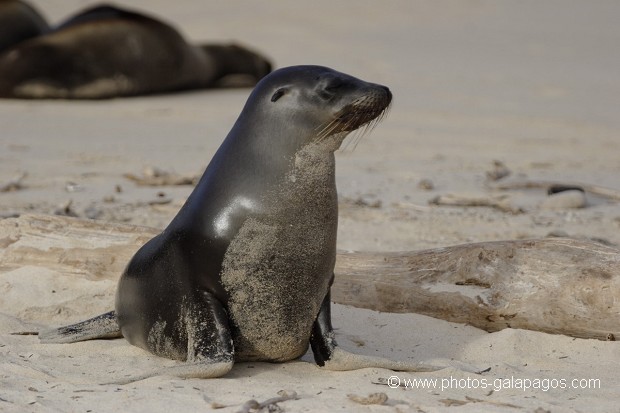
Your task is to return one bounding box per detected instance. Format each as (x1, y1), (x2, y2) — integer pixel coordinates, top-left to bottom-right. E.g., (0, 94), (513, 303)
(237, 390), (299, 413)
(347, 392), (388, 405)
(439, 396), (521, 409)
(429, 193), (524, 214)
(0, 172), (27, 192)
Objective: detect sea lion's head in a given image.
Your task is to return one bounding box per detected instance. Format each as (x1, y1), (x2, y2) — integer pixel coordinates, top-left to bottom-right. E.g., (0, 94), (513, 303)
(238, 65), (392, 152)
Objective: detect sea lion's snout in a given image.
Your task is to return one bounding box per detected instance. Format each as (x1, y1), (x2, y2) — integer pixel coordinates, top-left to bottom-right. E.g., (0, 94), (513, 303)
(315, 79), (391, 141)
(380, 85), (393, 104)
(367, 84), (392, 112)
(335, 83), (392, 132)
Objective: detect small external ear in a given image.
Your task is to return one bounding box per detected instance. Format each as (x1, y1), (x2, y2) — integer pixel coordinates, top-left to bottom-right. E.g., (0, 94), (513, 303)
(271, 88), (287, 102)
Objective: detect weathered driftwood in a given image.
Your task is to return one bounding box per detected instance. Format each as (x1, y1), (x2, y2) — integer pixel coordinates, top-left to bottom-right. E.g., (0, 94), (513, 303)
(0, 214), (156, 280)
(333, 240), (620, 340)
(1, 214), (619, 340)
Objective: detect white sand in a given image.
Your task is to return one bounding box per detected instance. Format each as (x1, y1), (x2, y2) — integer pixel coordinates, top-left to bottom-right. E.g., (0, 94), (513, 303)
(1, 1), (619, 411)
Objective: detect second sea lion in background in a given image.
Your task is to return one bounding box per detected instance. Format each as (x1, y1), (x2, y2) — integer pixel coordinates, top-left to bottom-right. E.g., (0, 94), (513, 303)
(0, 4), (272, 99)
(0, 0), (49, 53)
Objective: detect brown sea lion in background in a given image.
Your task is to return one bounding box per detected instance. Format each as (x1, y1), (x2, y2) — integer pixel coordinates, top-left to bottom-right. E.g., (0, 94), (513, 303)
(0, 4), (272, 99)
(0, 0), (49, 53)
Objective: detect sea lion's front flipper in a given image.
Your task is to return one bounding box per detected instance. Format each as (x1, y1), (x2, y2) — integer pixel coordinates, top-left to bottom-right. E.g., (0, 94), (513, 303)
(310, 291), (482, 374)
(107, 291), (234, 384)
(184, 290), (235, 369)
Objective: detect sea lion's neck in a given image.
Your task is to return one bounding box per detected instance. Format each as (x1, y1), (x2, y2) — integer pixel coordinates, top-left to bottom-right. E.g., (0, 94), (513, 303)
(169, 128), (338, 238)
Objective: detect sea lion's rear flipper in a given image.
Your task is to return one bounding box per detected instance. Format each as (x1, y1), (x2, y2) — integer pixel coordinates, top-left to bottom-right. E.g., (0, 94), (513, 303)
(310, 291), (485, 374)
(39, 311), (121, 343)
(107, 290), (234, 384)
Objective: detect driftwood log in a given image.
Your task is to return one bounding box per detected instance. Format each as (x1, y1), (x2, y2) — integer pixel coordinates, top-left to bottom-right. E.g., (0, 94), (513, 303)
(334, 241), (620, 340)
(1, 214), (619, 340)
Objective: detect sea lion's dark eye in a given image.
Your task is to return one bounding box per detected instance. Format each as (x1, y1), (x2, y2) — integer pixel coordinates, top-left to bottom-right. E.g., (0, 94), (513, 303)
(325, 79), (343, 92)
(318, 90), (333, 100)
(318, 79), (344, 100)
(271, 88), (287, 102)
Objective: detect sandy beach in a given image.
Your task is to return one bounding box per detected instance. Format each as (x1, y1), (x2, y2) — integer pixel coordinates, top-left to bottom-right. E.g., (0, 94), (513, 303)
(1, 1), (620, 412)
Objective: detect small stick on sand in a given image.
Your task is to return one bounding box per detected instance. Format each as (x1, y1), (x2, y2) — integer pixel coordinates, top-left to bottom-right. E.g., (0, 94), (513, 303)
(237, 390), (299, 413)
(429, 193), (524, 214)
(347, 392), (388, 405)
(0, 172), (27, 192)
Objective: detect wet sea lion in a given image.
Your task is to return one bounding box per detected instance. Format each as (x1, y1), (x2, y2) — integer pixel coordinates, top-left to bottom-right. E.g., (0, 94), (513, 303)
(40, 66), (454, 381)
(0, 0), (49, 53)
(0, 4), (271, 99)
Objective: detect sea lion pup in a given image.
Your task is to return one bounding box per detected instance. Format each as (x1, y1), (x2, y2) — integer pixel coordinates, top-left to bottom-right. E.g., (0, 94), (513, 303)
(0, 0), (49, 53)
(40, 66), (459, 382)
(0, 4), (271, 99)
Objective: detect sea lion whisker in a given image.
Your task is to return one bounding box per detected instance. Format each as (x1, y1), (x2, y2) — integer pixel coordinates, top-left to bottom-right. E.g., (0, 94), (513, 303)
(316, 122), (336, 142)
(316, 119), (341, 141)
(315, 118), (335, 134)
(340, 114), (371, 152)
(349, 105), (390, 150)
(340, 130), (359, 152)
(348, 118), (377, 151)
(316, 116), (341, 135)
